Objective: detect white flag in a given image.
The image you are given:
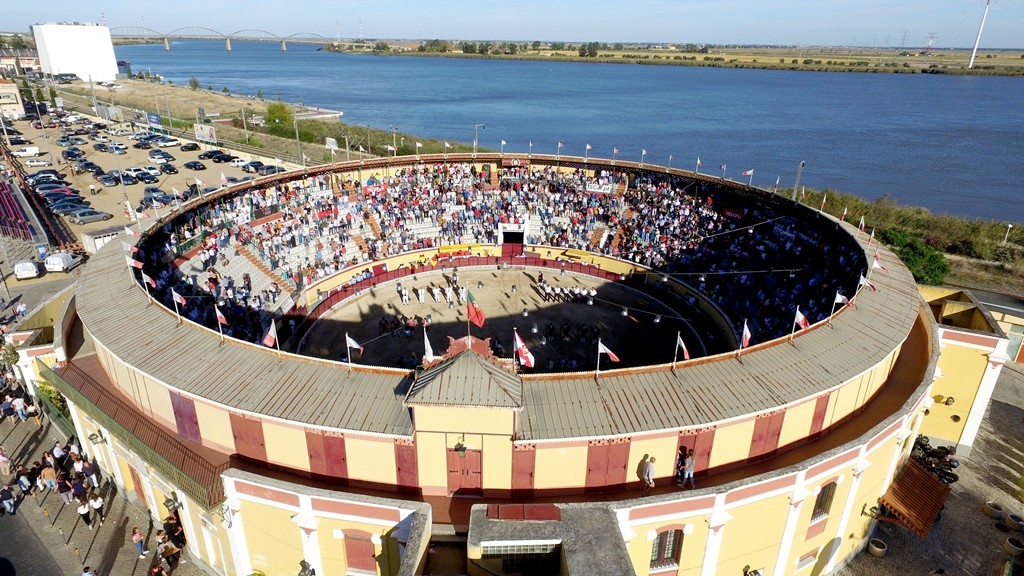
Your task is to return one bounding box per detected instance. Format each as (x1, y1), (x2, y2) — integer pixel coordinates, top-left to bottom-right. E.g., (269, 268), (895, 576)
(346, 334), (364, 354)
(423, 328), (435, 362)
(676, 334), (690, 360)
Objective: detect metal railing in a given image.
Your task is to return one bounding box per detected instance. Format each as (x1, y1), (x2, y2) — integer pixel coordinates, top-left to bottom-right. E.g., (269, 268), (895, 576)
(37, 360), (229, 508)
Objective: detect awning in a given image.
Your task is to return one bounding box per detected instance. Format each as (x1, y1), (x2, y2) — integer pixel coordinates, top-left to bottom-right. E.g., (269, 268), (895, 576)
(876, 459), (951, 537)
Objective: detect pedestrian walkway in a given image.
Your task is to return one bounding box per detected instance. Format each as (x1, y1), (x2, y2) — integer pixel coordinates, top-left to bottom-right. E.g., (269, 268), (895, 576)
(0, 415), (211, 576)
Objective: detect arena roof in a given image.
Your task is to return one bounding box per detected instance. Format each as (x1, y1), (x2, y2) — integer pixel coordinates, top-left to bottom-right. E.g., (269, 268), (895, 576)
(75, 220), (920, 441)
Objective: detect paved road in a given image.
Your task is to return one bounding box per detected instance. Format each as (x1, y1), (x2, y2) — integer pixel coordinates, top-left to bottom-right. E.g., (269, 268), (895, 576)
(0, 511), (67, 576)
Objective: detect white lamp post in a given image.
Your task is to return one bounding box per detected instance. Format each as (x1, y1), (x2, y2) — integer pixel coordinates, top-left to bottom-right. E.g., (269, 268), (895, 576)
(1004, 224), (1014, 245)
(473, 123), (485, 157)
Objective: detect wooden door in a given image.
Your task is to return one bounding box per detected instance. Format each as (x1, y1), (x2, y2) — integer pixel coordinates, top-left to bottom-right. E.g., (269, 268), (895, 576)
(229, 413), (266, 461)
(323, 435), (348, 478)
(511, 446), (536, 497)
(585, 441), (631, 491)
(129, 466), (147, 505)
(585, 443), (610, 490)
(168, 392), (201, 443)
(693, 427), (716, 476)
(447, 449), (483, 495)
(395, 443), (418, 492)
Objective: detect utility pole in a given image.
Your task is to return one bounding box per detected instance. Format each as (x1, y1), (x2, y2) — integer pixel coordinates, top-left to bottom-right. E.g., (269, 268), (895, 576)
(900, 29), (910, 50)
(925, 33), (937, 55)
(969, 0), (992, 70)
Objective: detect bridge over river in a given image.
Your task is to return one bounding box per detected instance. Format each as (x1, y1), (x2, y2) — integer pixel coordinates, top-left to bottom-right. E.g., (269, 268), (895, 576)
(110, 26), (364, 52)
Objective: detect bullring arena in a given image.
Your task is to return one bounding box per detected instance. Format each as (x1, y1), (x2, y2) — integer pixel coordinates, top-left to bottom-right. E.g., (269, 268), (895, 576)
(30, 151), (953, 576)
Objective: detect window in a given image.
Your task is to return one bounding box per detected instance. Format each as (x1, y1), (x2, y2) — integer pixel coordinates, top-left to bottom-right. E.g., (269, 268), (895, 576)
(811, 481), (838, 521)
(650, 529), (683, 569)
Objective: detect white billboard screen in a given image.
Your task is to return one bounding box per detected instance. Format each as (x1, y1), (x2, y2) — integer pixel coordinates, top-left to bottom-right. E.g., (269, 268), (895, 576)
(32, 23), (118, 82)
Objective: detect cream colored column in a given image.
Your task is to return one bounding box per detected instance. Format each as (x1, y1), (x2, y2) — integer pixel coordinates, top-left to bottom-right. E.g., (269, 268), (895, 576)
(291, 495), (323, 575)
(960, 347), (1009, 451)
(824, 448), (870, 573)
(772, 471), (810, 576)
(699, 494), (732, 576)
(222, 478), (251, 576)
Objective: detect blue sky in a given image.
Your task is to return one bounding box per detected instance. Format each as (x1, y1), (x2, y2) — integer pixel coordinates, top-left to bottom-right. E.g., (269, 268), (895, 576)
(8, 0), (1024, 49)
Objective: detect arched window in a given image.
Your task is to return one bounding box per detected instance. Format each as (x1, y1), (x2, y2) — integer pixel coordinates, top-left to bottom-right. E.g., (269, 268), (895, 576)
(811, 481), (838, 521)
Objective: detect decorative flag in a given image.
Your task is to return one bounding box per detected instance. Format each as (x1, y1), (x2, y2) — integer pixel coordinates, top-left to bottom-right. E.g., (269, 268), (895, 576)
(774, 175), (780, 191)
(586, 144), (592, 150)
(859, 275), (877, 292)
(557, 142), (564, 149)
(121, 241), (138, 253)
(642, 149), (647, 155)
(514, 331), (535, 368)
(598, 341), (620, 362)
(613, 147), (619, 155)
(171, 289), (187, 306)
(443, 141), (451, 149)
(820, 192), (827, 211)
(719, 163), (727, 170)
(125, 255), (143, 269)
(840, 206), (847, 221)
(696, 157), (702, 167)
(262, 321), (278, 348)
(423, 327), (435, 362)
(795, 308), (810, 330)
(835, 291), (851, 306)
(220, 172), (228, 185)
(501, 139), (507, 146)
(676, 334), (691, 360)
(741, 320), (752, 348)
(467, 291), (485, 327)
(346, 334), (364, 354)
(741, 169), (754, 176)
(858, 215), (865, 231)
(215, 305), (228, 325)
(415, 141), (423, 148)
(385, 144), (396, 151)
(141, 272), (156, 288)
(124, 225), (137, 237)
(358, 145), (366, 152)
(873, 251), (889, 271)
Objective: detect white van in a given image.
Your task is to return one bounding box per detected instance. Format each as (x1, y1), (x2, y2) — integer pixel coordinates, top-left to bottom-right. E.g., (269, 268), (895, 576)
(44, 252), (84, 273)
(12, 146), (40, 158)
(14, 260), (41, 280)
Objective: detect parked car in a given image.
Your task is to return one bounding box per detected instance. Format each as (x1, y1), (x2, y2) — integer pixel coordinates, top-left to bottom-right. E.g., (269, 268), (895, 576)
(24, 158), (53, 167)
(180, 143), (200, 152)
(55, 137), (73, 147)
(198, 149), (225, 160)
(44, 252), (84, 273)
(14, 260), (42, 280)
(257, 164), (285, 176)
(157, 138), (180, 148)
(119, 173), (138, 185)
(109, 142), (128, 152)
(109, 147), (127, 155)
(93, 143), (109, 152)
(51, 201), (92, 216)
(133, 141), (153, 150)
(141, 165), (162, 177)
(184, 161), (206, 171)
(68, 209), (114, 224)
(159, 163), (178, 174)
(211, 153), (238, 164)
(241, 161), (264, 173)
(35, 183), (75, 194)
(98, 174), (118, 187)
(137, 172), (158, 184)
(229, 158), (249, 168)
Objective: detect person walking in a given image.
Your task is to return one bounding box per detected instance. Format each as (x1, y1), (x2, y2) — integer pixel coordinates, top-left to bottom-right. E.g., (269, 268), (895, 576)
(0, 484), (15, 515)
(0, 446), (10, 476)
(642, 457), (656, 497)
(132, 526), (149, 558)
(77, 498), (93, 530)
(88, 492), (105, 525)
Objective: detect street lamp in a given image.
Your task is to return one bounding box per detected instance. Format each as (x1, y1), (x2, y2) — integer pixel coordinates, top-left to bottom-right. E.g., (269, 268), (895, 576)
(389, 125), (398, 156)
(293, 117), (303, 167)
(1004, 224), (1014, 245)
(791, 160), (806, 201)
(473, 123), (485, 157)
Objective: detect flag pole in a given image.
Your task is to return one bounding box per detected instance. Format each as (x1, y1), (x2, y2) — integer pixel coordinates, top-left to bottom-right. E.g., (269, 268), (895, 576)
(141, 274), (152, 304)
(789, 305), (800, 342)
(595, 337), (602, 379)
(829, 292), (840, 327)
(216, 310), (224, 342)
(672, 331), (680, 368)
(345, 331), (352, 371)
(172, 295), (181, 325)
(747, 170), (754, 187)
(512, 327), (519, 374)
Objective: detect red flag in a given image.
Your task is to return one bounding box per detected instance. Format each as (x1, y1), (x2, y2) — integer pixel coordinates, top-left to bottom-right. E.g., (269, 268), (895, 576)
(121, 241), (139, 254)
(873, 251), (889, 271)
(859, 275), (877, 292)
(467, 291), (485, 328)
(514, 331), (535, 368)
(598, 341), (620, 362)
(858, 215), (865, 231)
(613, 147), (619, 155)
(262, 321), (278, 348)
(125, 255), (143, 269)
(585, 144), (592, 150)
(840, 206), (847, 221)
(171, 289), (187, 307)
(795, 308), (810, 330)
(124, 225), (137, 237)
(741, 320), (752, 348)
(835, 291), (853, 308)
(741, 169), (754, 176)
(215, 305), (228, 325)
(676, 334), (690, 360)
(820, 192), (827, 211)
(141, 272), (156, 288)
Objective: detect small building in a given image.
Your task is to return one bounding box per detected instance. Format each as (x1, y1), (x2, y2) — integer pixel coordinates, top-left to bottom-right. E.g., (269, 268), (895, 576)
(0, 78), (24, 120)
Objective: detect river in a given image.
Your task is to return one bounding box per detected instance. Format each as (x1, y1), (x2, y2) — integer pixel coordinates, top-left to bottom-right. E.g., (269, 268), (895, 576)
(114, 40), (1024, 221)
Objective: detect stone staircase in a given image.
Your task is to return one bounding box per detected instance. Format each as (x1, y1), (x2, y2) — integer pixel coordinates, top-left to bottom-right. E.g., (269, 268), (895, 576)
(235, 242), (290, 289)
(589, 226), (606, 250)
